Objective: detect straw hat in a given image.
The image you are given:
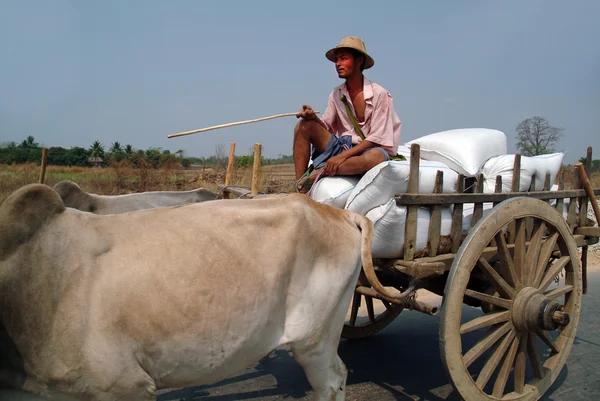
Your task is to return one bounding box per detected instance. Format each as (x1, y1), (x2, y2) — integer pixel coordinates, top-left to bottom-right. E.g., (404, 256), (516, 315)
(325, 36), (375, 69)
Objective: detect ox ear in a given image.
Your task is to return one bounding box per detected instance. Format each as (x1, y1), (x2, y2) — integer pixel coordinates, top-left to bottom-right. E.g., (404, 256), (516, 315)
(53, 180), (82, 201)
(0, 184), (65, 260)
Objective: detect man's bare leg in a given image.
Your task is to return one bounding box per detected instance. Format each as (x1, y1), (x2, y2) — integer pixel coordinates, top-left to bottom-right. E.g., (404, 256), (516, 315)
(334, 148), (387, 176)
(293, 120), (332, 179)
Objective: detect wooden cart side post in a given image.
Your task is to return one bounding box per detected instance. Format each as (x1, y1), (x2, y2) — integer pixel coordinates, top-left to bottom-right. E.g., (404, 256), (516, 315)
(251, 143), (262, 195)
(39, 148), (48, 184)
(507, 154), (522, 243)
(450, 174), (465, 253)
(544, 172), (552, 192)
(493, 176), (503, 206)
(427, 170), (444, 257)
(471, 173), (485, 227)
(403, 143), (421, 261)
(567, 166), (579, 231)
(579, 146), (592, 227)
(583, 146), (593, 294)
(581, 146), (593, 294)
(555, 169), (565, 216)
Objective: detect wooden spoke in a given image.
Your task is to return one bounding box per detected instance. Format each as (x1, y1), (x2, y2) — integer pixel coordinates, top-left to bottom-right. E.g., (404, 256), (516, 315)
(514, 219), (527, 286)
(460, 310), (511, 335)
(544, 285), (573, 299)
(463, 322), (513, 368)
(343, 285), (404, 340)
(524, 221), (546, 286)
(514, 333), (528, 394)
(492, 334), (521, 398)
(476, 331), (516, 390)
(538, 256), (570, 292)
(536, 330), (561, 354)
(349, 293), (361, 327)
(465, 289), (512, 309)
(477, 257), (516, 299)
(365, 296), (375, 323)
(495, 232), (518, 288)
(527, 332), (545, 379)
(532, 232), (559, 288)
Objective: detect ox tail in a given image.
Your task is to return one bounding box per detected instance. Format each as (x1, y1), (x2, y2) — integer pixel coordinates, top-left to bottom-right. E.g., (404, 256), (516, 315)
(351, 213), (415, 302)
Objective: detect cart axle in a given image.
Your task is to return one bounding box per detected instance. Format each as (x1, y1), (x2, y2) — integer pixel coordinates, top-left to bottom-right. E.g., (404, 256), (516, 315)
(511, 287), (570, 332)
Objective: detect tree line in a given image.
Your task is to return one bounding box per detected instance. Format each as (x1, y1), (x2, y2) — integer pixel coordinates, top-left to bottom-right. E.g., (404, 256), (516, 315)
(0, 137), (296, 169)
(2, 117), (595, 171)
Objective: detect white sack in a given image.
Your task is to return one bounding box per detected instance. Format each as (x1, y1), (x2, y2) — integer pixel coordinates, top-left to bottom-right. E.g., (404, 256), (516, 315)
(480, 155), (537, 193)
(531, 153), (565, 190)
(462, 203), (495, 232)
(309, 176), (361, 209)
(345, 160), (459, 215)
(406, 128), (507, 176)
(365, 199), (452, 258)
(396, 144), (412, 159)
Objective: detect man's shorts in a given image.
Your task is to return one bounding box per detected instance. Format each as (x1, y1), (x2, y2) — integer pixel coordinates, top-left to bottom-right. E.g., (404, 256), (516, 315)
(311, 135), (390, 170)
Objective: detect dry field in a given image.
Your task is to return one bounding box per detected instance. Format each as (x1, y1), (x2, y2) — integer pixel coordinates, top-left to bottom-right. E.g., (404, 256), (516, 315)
(0, 162), (299, 205)
(0, 162), (598, 206)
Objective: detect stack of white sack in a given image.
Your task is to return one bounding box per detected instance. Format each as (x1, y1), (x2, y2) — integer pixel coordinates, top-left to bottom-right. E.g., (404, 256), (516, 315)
(405, 128), (507, 177)
(365, 200), (509, 258)
(309, 176), (361, 209)
(365, 199), (453, 258)
(309, 144), (412, 209)
(345, 159), (460, 215)
(479, 153), (565, 193)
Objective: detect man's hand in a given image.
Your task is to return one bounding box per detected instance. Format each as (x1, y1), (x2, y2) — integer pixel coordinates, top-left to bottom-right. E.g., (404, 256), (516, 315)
(296, 105), (318, 120)
(323, 154), (347, 176)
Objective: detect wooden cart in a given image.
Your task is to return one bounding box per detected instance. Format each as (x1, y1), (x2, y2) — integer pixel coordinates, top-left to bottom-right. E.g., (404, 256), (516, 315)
(223, 145), (600, 401)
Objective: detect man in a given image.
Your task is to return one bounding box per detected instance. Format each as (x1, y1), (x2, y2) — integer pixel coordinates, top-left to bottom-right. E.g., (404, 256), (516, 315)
(293, 36), (402, 192)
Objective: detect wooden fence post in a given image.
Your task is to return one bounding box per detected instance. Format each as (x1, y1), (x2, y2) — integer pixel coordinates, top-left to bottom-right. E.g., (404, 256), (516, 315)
(225, 142), (236, 186)
(251, 143), (262, 195)
(39, 148), (48, 184)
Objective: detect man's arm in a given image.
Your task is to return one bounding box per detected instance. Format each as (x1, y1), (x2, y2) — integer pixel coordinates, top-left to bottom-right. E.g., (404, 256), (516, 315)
(296, 105), (330, 131)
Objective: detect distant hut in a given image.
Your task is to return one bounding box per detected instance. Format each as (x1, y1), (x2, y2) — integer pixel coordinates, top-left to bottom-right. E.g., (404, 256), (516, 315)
(87, 156), (103, 168)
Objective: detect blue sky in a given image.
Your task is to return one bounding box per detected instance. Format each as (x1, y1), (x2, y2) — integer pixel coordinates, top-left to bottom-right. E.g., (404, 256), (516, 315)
(1, 0), (598, 163)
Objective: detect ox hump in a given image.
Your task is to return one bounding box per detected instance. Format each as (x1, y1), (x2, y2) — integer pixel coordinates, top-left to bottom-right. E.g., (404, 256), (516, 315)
(0, 184), (65, 260)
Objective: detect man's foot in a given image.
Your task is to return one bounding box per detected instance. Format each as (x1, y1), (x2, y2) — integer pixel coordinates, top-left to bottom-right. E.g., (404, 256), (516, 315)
(296, 168), (323, 194)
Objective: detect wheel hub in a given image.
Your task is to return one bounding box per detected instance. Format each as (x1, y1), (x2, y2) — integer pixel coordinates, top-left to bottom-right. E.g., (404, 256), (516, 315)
(511, 287), (570, 332)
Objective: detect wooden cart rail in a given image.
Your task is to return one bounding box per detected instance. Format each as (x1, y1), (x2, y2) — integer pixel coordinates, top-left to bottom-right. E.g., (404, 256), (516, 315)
(397, 144), (597, 263)
(395, 188), (600, 205)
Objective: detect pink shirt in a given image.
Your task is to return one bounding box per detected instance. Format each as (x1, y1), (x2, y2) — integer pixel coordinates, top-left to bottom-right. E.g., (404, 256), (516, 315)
(320, 77), (402, 156)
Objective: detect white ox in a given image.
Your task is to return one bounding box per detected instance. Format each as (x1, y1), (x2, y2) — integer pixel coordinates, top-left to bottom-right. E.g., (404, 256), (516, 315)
(53, 180), (219, 214)
(0, 183), (392, 401)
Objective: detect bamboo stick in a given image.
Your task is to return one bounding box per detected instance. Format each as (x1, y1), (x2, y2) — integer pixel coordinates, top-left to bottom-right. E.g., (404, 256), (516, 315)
(168, 111), (320, 139)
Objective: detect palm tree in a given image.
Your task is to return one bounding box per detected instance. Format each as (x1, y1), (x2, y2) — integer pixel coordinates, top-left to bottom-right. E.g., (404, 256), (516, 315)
(19, 136), (39, 149)
(89, 141), (105, 159)
(124, 144), (134, 155)
(110, 141), (123, 154)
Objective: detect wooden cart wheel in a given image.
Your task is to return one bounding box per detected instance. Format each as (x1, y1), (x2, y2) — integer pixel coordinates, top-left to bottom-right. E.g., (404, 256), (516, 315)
(341, 285), (404, 339)
(440, 197), (582, 401)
